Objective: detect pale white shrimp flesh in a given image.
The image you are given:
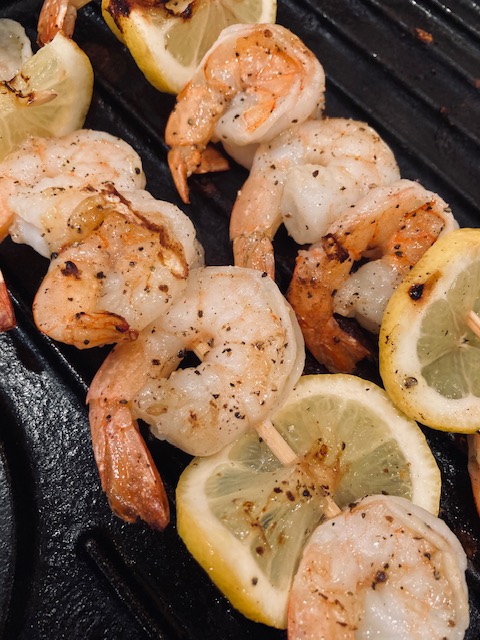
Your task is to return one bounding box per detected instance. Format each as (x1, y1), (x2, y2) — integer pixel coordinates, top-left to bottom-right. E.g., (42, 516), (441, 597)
(87, 265), (305, 527)
(230, 117), (400, 278)
(33, 188), (204, 349)
(287, 179), (457, 373)
(288, 494), (469, 640)
(165, 23), (325, 203)
(1, 129), (146, 253)
(37, 0), (91, 45)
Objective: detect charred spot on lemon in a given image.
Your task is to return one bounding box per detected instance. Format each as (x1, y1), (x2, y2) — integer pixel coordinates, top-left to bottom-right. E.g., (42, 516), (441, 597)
(0, 32), (93, 161)
(380, 227), (480, 433)
(101, 0), (278, 94)
(176, 374), (440, 629)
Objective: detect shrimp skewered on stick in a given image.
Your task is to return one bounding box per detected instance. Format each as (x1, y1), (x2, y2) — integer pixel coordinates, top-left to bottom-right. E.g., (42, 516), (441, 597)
(230, 118), (400, 278)
(33, 189), (203, 349)
(288, 179), (458, 373)
(288, 494), (470, 640)
(165, 23), (326, 203)
(87, 266), (305, 528)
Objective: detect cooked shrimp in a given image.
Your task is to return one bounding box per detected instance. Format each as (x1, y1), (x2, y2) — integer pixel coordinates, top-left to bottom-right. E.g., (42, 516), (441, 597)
(37, 0), (91, 45)
(468, 433), (480, 516)
(0, 129), (146, 250)
(288, 494), (469, 640)
(33, 188), (203, 349)
(87, 265), (304, 526)
(0, 268), (15, 331)
(230, 118), (400, 278)
(165, 23), (325, 203)
(287, 179), (458, 373)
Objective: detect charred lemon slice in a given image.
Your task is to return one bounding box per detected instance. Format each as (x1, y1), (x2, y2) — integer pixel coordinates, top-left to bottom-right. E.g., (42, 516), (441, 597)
(0, 31), (93, 160)
(380, 227), (480, 433)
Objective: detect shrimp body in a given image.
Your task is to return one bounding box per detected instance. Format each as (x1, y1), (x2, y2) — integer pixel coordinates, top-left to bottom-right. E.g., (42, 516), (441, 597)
(33, 189), (204, 348)
(288, 495), (469, 640)
(87, 265), (304, 527)
(37, 0), (91, 45)
(132, 266), (305, 455)
(0, 268), (15, 331)
(1, 129), (146, 250)
(287, 179), (457, 373)
(468, 434), (480, 517)
(230, 118), (400, 278)
(165, 23), (325, 203)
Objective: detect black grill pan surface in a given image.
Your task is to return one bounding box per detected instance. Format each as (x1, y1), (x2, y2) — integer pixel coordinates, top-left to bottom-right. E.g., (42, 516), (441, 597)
(1, 1), (480, 638)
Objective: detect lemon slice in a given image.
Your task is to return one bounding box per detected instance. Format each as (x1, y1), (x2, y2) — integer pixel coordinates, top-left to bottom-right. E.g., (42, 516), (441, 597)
(0, 31), (93, 161)
(0, 19), (32, 81)
(176, 373), (440, 628)
(101, 0), (277, 94)
(380, 227), (480, 432)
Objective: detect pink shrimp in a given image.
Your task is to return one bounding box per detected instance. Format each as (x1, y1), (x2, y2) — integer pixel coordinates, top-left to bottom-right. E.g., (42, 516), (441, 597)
(165, 23), (325, 203)
(287, 179), (458, 373)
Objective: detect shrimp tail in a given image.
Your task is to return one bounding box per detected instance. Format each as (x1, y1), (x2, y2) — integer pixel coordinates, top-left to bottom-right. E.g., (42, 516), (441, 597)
(37, 0), (91, 45)
(288, 245), (371, 373)
(88, 397), (170, 530)
(468, 434), (480, 517)
(167, 146), (229, 204)
(232, 233), (276, 279)
(0, 270), (16, 331)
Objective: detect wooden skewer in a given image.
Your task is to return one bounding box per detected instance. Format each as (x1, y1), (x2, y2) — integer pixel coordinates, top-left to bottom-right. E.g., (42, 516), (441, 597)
(192, 340), (342, 519)
(466, 310), (480, 339)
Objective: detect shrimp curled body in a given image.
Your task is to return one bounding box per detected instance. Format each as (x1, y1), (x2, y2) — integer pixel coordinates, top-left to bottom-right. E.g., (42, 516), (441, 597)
(33, 188), (204, 349)
(287, 179), (458, 373)
(1, 129), (146, 252)
(87, 265), (305, 527)
(230, 118), (400, 278)
(165, 23), (325, 203)
(288, 495), (469, 640)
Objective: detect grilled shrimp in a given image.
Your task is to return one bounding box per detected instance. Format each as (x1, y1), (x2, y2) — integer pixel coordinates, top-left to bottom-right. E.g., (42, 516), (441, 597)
(468, 433), (480, 517)
(165, 23), (325, 203)
(287, 179), (457, 373)
(37, 0), (91, 45)
(0, 268), (15, 331)
(33, 189), (203, 349)
(0, 129), (145, 250)
(288, 495), (469, 640)
(87, 265), (305, 528)
(230, 118), (400, 278)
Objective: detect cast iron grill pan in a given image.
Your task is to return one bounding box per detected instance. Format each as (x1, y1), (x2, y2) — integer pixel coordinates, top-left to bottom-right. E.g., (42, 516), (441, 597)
(0, 1), (480, 637)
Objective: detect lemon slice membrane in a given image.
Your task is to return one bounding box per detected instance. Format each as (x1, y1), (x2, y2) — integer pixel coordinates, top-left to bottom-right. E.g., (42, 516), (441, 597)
(380, 227), (480, 432)
(176, 374), (440, 629)
(0, 30), (93, 161)
(102, 0), (278, 94)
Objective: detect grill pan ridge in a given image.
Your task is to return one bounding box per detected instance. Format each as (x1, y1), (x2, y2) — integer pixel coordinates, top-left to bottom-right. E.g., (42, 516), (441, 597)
(0, 1), (480, 638)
